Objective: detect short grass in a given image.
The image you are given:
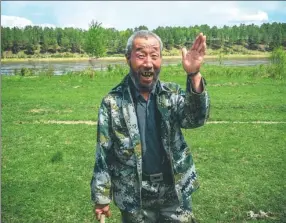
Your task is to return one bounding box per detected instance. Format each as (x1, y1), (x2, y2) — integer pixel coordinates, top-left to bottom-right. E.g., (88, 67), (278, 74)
(1, 65), (286, 222)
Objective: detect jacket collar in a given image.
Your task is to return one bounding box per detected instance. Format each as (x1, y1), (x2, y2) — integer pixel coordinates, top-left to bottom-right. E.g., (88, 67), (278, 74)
(110, 73), (169, 96)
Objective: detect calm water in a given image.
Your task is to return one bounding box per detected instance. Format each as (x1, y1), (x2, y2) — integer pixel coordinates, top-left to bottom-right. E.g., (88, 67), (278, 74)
(0, 57), (269, 75)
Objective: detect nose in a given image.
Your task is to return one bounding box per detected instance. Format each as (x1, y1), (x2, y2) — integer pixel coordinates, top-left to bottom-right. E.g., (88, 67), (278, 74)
(144, 55), (153, 69)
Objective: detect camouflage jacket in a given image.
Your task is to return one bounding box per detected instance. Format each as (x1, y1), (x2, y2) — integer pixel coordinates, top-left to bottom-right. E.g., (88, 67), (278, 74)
(91, 74), (210, 212)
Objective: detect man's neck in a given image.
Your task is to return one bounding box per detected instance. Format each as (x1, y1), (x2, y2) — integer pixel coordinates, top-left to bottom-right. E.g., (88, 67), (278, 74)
(140, 92), (150, 101)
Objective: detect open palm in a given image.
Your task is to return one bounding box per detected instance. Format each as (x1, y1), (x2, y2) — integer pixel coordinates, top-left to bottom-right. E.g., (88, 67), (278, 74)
(182, 33), (207, 74)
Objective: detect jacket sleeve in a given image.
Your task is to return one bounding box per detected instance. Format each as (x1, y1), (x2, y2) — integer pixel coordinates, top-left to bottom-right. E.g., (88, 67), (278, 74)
(177, 76), (210, 128)
(90, 97), (113, 205)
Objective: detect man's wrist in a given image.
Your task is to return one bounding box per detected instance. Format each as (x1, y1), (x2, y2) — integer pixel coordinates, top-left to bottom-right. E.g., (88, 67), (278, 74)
(187, 70), (200, 77)
(186, 73), (204, 94)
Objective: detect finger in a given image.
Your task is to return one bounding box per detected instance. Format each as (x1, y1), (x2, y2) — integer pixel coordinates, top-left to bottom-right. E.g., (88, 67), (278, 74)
(191, 34), (200, 50)
(181, 47), (187, 60)
(96, 213), (101, 221)
(197, 42), (203, 53)
(103, 207), (111, 217)
(197, 37), (206, 53)
(204, 35), (207, 51)
(202, 35), (207, 53)
(197, 35), (207, 53)
(100, 214), (105, 223)
(204, 35), (207, 45)
(191, 33), (203, 50)
(106, 209), (112, 217)
(95, 208), (103, 221)
(95, 209), (103, 214)
(102, 205), (110, 212)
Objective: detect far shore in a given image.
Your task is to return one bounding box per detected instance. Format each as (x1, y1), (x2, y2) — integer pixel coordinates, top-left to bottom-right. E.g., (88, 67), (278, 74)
(1, 53), (270, 63)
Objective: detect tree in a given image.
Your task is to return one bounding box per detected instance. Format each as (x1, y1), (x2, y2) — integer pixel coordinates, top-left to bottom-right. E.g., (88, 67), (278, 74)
(1, 27), (13, 51)
(116, 29), (133, 54)
(60, 36), (71, 52)
(84, 20), (106, 58)
(134, 25), (149, 32)
(2, 22), (286, 58)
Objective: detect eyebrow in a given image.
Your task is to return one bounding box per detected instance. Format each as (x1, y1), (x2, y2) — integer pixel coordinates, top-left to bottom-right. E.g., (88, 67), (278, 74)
(152, 46), (160, 51)
(135, 46), (160, 52)
(135, 47), (144, 52)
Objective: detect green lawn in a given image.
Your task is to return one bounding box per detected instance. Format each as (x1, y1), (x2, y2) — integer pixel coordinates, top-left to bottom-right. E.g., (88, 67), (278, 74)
(2, 65), (286, 222)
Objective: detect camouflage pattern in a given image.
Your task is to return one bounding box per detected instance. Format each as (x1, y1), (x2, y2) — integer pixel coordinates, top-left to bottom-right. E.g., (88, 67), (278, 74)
(121, 181), (196, 223)
(91, 74), (210, 212)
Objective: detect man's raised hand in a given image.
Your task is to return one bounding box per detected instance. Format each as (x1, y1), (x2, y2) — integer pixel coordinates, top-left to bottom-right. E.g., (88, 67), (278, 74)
(181, 33), (207, 74)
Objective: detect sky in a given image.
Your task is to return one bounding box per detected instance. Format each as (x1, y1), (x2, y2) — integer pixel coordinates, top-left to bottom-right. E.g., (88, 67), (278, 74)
(1, 1), (286, 30)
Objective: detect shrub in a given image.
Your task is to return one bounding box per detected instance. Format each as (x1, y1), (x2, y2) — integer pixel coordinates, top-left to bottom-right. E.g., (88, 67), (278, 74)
(19, 67), (33, 76)
(107, 64), (113, 72)
(269, 47), (286, 79)
(39, 65), (55, 77)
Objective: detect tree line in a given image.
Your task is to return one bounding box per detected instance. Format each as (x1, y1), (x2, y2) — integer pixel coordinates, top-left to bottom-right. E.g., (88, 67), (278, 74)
(1, 21), (286, 58)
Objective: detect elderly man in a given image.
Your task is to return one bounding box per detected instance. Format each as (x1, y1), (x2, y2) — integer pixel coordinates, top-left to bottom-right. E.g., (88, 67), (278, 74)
(91, 30), (210, 222)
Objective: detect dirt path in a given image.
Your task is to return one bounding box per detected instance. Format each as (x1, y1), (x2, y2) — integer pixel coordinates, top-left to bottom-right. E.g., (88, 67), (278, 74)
(17, 120), (286, 125)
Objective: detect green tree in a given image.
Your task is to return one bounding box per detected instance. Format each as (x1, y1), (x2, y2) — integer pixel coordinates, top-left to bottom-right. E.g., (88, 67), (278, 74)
(117, 29), (133, 54)
(269, 23), (283, 50)
(84, 20), (106, 58)
(134, 25), (149, 31)
(1, 27), (13, 51)
(70, 29), (83, 53)
(60, 36), (71, 52)
(105, 28), (120, 54)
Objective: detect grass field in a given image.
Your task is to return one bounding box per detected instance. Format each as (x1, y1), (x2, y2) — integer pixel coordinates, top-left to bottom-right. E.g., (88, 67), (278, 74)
(1, 64), (286, 222)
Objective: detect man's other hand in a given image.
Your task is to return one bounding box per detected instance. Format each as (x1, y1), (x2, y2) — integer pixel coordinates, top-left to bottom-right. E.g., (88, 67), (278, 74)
(94, 204), (111, 221)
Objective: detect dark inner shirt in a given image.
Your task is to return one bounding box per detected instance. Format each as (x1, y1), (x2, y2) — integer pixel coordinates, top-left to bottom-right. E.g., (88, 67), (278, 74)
(129, 77), (169, 175)
(128, 75), (204, 176)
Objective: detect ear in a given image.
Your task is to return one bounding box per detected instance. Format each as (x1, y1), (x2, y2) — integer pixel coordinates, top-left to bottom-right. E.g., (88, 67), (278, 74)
(125, 54), (131, 66)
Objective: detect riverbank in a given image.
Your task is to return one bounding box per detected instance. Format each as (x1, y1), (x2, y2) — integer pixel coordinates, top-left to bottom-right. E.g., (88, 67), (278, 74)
(1, 53), (270, 63)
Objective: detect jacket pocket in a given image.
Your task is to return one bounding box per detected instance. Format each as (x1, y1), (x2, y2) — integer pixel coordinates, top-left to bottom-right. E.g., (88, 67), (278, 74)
(113, 136), (137, 167)
(112, 166), (135, 178)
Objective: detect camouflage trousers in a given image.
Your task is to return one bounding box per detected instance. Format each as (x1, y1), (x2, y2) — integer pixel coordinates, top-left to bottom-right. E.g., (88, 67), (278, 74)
(120, 180), (196, 223)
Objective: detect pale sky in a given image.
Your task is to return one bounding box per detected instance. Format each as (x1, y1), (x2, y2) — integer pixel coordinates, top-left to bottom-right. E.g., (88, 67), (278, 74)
(1, 1), (286, 30)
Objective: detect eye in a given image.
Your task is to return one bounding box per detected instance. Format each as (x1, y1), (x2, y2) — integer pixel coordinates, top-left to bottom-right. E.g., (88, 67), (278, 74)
(137, 54), (145, 59)
(151, 54), (158, 60)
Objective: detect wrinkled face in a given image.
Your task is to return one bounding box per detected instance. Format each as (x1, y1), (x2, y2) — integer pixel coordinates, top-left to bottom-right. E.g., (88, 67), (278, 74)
(127, 36), (162, 92)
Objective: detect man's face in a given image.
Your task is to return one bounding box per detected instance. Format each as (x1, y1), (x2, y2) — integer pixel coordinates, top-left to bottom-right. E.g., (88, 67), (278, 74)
(127, 36), (162, 92)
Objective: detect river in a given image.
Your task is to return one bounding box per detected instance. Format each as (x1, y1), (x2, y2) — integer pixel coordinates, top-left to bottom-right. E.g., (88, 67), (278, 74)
(0, 57), (269, 75)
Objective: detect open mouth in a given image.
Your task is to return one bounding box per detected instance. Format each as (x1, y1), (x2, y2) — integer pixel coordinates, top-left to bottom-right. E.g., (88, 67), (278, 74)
(141, 72), (154, 78)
